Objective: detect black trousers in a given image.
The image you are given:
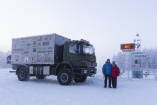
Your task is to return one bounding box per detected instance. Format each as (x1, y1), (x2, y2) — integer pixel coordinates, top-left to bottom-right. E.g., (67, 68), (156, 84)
(104, 75), (111, 87)
(112, 77), (117, 88)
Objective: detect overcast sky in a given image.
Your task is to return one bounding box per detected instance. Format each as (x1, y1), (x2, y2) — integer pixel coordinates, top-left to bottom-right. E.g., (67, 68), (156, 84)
(0, 0), (157, 67)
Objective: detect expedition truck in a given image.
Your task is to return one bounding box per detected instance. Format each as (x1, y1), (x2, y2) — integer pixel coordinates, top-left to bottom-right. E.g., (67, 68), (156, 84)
(8, 33), (97, 85)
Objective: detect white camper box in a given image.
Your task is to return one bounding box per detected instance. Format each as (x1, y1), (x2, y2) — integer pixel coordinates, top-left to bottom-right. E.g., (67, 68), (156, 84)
(11, 34), (70, 65)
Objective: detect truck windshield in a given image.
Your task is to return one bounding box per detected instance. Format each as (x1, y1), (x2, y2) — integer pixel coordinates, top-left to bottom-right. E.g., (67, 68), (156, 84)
(83, 44), (95, 55)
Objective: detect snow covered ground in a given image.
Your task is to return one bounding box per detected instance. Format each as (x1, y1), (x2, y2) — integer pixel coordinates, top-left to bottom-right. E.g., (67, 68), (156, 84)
(0, 68), (157, 105)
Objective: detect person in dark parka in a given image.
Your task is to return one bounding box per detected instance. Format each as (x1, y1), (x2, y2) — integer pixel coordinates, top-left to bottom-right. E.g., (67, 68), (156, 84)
(102, 59), (112, 88)
(111, 61), (120, 88)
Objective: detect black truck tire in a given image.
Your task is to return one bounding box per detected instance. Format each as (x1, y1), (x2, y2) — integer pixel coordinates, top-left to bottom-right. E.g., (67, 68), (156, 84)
(57, 68), (73, 85)
(74, 75), (87, 83)
(17, 67), (30, 81)
(36, 75), (46, 79)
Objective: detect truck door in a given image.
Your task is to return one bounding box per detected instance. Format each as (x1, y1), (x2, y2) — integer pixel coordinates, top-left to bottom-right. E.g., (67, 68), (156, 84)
(67, 43), (82, 66)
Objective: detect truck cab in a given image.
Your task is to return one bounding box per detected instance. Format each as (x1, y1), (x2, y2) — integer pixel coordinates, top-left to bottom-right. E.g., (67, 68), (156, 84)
(64, 39), (97, 76)
(53, 39), (96, 84)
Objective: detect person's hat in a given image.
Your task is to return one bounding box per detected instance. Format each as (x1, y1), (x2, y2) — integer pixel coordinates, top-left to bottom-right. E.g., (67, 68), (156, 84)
(107, 59), (110, 61)
(112, 61), (116, 64)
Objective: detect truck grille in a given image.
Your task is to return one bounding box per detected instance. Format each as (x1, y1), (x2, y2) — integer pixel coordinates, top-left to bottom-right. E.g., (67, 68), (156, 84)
(86, 61), (97, 67)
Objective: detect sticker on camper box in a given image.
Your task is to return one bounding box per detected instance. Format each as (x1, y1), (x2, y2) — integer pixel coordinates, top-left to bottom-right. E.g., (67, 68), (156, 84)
(38, 51), (46, 53)
(47, 51), (52, 52)
(24, 57), (28, 62)
(15, 44), (21, 49)
(33, 48), (36, 52)
(37, 53), (44, 62)
(24, 52), (29, 54)
(43, 42), (49, 46)
(49, 38), (52, 40)
(37, 53), (52, 62)
(18, 48), (24, 51)
(38, 38), (42, 41)
(27, 44), (31, 46)
(13, 49), (19, 52)
(44, 38), (48, 40)
(12, 53), (22, 62)
(48, 47), (53, 49)
(33, 41), (36, 45)
(31, 54), (37, 61)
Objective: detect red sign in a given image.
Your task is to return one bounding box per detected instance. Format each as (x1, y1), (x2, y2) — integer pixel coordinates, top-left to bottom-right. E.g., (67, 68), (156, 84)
(121, 43), (135, 50)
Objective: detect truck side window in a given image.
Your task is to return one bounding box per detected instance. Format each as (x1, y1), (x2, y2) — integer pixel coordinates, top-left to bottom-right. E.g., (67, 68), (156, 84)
(69, 44), (77, 53)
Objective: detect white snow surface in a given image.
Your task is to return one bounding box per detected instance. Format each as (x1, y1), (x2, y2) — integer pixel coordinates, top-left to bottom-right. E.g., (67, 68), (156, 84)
(0, 68), (157, 105)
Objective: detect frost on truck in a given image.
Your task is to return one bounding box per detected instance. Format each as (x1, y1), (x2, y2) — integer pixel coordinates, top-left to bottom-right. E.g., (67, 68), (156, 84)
(10, 33), (97, 85)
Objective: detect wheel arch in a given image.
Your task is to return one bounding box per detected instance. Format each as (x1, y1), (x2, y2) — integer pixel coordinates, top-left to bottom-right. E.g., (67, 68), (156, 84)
(55, 62), (73, 75)
(16, 64), (29, 75)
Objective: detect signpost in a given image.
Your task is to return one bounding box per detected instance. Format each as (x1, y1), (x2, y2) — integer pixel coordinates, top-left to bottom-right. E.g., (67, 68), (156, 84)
(120, 34), (146, 79)
(143, 72), (149, 77)
(134, 54), (146, 57)
(120, 43), (135, 79)
(121, 43), (135, 51)
(122, 49), (135, 52)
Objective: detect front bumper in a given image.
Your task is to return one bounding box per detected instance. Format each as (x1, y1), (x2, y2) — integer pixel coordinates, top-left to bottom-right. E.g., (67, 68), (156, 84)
(73, 68), (97, 76)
